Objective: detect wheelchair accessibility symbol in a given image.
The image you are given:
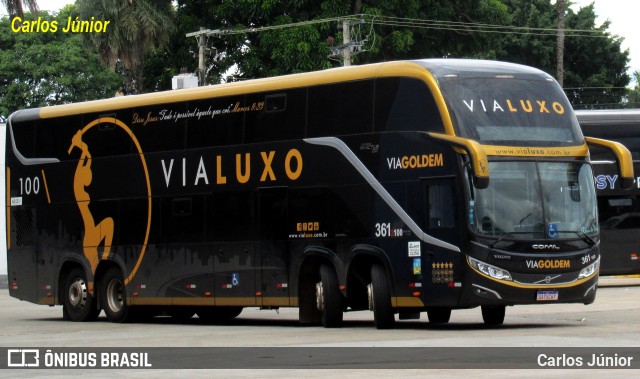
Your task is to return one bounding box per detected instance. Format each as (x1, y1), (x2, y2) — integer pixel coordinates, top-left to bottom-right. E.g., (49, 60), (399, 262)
(231, 273), (240, 286)
(547, 223), (558, 239)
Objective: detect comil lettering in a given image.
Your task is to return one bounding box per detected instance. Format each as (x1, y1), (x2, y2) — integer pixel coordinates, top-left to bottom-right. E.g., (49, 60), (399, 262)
(462, 99), (565, 115)
(161, 149), (303, 188)
(387, 154), (444, 170)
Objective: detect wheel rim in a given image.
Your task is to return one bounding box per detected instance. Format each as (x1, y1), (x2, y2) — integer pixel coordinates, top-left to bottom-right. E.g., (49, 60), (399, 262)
(68, 278), (88, 309)
(315, 281), (324, 311)
(106, 278), (124, 313)
(367, 283), (374, 311)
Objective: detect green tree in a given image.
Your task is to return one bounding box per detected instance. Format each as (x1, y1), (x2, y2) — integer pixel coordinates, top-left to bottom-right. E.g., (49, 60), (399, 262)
(77, 0), (175, 94)
(562, 3), (629, 108)
(497, 0), (629, 107)
(0, 9), (122, 118)
(150, 0), (630, 110)
(168, 0), (511, 84)
(625, 71), (640, 108)
(1, 0), (38, 17)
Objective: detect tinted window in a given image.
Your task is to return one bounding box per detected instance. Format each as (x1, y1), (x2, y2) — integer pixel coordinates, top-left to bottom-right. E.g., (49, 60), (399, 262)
(131, 103), (187, 152)
(307, 80), (373, 137)
(206, 191), (255, 241)
(441, 78), (582, 146)
(245, 89), (306, 143)
(187, 96), (244, 148)
(374, 78), (444, 133)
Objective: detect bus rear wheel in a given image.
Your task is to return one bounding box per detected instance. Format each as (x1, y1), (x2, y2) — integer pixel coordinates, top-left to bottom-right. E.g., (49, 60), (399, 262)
(481, 305), (505, 325)
(316, 264), (343, 328)
(100, 267), (131, 323)
(368, 264), (395, 329)
(63, 268), (100, 322)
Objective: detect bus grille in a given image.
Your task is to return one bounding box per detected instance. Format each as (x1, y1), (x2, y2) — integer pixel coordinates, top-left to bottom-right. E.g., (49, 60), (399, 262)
(12, 208), (34, 246)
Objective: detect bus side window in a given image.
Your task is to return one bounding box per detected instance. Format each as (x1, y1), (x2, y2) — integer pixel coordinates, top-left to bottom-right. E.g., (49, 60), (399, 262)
(245, 89), (306, 143)
(374, 77), (444, 133)
(307, 80), (373, 137)
(426, 181), (455, 229)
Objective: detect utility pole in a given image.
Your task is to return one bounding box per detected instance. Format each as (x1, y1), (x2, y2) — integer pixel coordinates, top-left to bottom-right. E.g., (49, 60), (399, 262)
(556, 0), (566, 87)
(197, 27), (206, 86)
(330, 18), (366, 66)
(342, 19), (351, 66)
(185, 27), (219, 86)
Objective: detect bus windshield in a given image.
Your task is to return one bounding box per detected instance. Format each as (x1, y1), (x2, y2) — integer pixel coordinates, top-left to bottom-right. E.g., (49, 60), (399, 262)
(470, 161), (598, 240)
(441, 78), (583, 147)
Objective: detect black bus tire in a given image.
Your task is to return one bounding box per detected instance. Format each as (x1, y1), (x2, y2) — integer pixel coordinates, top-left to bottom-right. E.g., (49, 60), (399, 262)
(317, 264), (343, 328)
(369, 264), (395, 329)
(62, 268), (100, 322)
(100, 267), (130, 323)
(427, 307), (452, 324)
(481, 305), (505, 325)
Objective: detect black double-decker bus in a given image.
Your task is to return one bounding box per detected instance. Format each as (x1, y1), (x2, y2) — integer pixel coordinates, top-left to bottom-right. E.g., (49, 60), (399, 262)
(5, 59), (633, 328)
(576, 109), (640, 275)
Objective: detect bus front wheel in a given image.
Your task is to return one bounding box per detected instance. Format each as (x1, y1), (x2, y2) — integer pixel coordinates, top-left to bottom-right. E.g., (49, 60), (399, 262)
(481, 305), (505, 325)
(316, 264), (343, 328)
(62, 268), (100, 322)
(368, 264), (395, 329)
(100, 267), (130, 323)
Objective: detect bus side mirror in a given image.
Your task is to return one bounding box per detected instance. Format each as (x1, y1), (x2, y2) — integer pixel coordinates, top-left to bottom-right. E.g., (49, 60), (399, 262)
(585, 137), (635, 190)
(427, 133), (490, 189)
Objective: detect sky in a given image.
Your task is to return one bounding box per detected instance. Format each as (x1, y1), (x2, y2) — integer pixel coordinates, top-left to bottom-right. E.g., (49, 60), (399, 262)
(1, 0), (639, 275)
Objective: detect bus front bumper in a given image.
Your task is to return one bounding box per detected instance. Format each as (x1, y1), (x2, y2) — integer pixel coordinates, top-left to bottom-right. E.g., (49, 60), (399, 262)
(461, 256), (600, 306)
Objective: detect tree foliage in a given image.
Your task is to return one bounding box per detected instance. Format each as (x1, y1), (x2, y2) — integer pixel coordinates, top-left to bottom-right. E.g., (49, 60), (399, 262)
(164, 0), (630, 109)
(167, 0), (514, 84)
(77, 0), (175, 94)
(498, 1), (629, 108)
(0, 9), (121, 118)
(2, 1), (633, 110)
(1, 0), (38, 18)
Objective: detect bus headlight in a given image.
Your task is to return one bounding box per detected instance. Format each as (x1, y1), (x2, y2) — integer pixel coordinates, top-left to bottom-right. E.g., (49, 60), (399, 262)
(468, 257), (512, 281)
(578, 257), (600, 279)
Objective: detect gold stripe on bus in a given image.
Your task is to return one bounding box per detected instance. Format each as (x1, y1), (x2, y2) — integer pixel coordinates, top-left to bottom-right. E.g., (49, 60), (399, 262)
(131, 297), (290, 307)
(41, 169), (51, 204)
(260, 297), (291, 307)
(481, 143), (589, 157)
(38, 297), (55, 305)
(6, 167), (10, 249)
(392, 297), (426, 307)
(468, 264), (597, 289)
(38, 61), (449, 121)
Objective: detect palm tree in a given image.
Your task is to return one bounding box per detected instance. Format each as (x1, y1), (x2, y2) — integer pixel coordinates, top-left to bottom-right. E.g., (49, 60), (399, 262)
(1, 0), (38, 17)
(77, 0), (174, 94)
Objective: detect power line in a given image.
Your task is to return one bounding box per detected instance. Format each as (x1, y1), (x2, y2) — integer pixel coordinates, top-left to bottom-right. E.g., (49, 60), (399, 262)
(188, 12), (615, 41)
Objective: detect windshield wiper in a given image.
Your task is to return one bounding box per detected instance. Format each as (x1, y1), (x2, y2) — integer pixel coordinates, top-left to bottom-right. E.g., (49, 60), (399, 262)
(555, 230), (596, 246)
(517, 212), (533, 226)
(488, 231), (531, 249)
(575, 231), (596, 247)
(489, 232), (514, 250)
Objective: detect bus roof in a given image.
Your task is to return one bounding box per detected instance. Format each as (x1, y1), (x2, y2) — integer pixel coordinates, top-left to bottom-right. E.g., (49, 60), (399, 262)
(412, 59), (553, 80)
(10, 59), (555, 123)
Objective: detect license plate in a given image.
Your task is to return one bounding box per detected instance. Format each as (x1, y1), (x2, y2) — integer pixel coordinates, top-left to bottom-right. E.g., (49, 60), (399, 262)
(536, 290), (559, 301)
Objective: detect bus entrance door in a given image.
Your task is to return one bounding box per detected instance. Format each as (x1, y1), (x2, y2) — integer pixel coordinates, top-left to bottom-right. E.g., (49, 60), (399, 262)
(258, 187), (290, 307)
